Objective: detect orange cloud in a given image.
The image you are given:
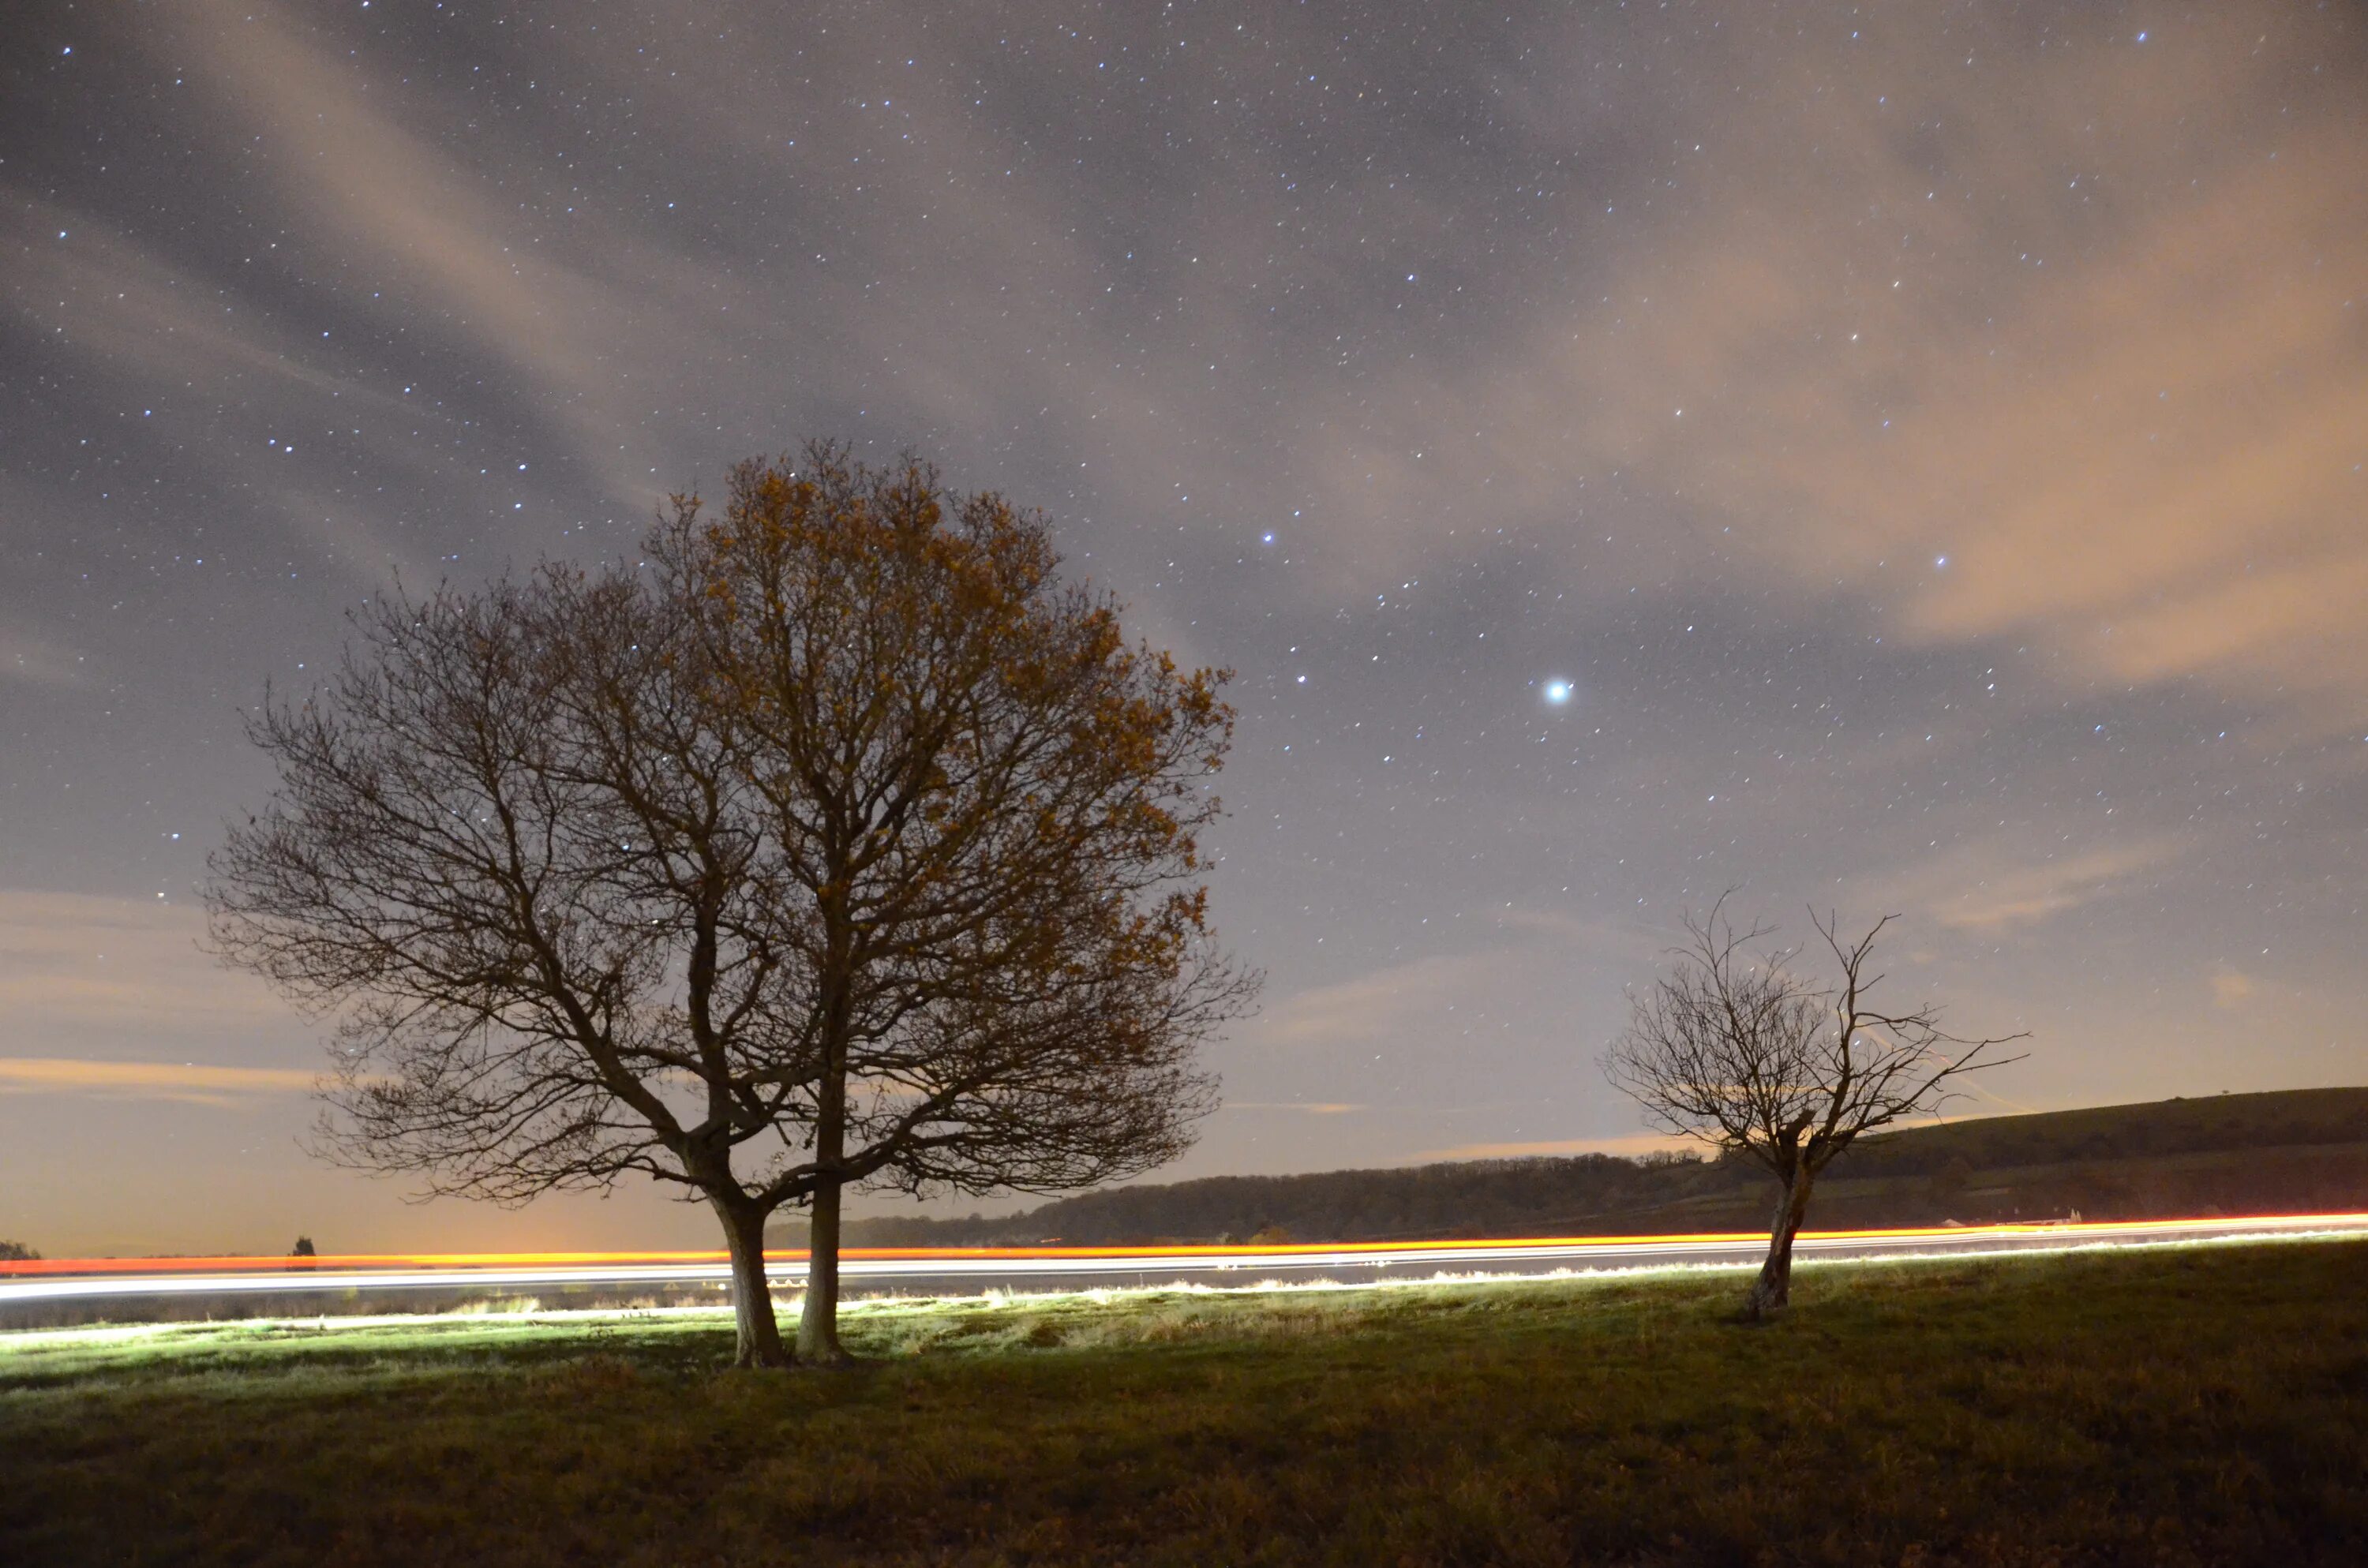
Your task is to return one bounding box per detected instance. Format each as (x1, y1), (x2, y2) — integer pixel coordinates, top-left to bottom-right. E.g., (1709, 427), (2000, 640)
(1609, 120), (2368, 724)
(0, 890), (291, 1034)
(2210, 971), (2257, 1009)
(1265, 10), (2368, 732)
(1414, 1132), (1695, 1162)
(1224, 1102), (1369, 1116)
(1895, 841), (2186, 934)
(0, 1057), (315, 1106)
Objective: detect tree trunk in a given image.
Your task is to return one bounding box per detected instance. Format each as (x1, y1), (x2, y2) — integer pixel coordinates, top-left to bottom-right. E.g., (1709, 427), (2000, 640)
(1746, 1166), (1816, 1321)
(797, 1175), (849, 1364)
(715, 1196), (791, 1368)
(797, 1042), (851, 1364)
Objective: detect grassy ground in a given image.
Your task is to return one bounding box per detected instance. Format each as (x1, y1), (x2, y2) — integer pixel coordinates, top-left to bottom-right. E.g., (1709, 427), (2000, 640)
(4, 1237), (2366, 1566)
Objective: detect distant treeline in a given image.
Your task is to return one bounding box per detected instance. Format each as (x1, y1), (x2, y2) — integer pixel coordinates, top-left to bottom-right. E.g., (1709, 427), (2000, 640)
(775, 1087), (2368, 1248)
(792, 1150), (1733, 1248)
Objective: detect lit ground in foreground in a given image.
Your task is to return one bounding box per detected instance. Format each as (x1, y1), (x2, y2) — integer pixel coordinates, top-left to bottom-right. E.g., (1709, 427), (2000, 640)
(5, 1237), (2366, 1566)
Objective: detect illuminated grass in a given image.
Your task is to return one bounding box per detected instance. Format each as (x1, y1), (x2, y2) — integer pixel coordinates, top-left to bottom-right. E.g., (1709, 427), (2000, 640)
(5, 1237), (2366, 1565)
(1, 1224), (2340, 1375)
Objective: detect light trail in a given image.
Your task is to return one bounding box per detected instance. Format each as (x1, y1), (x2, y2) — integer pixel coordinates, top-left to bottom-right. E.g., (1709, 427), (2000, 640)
(6, 1212), (2365, 1309)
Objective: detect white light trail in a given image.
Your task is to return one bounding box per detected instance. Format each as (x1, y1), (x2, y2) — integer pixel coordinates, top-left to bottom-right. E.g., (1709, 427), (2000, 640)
(5, 1214), (2362, 1308)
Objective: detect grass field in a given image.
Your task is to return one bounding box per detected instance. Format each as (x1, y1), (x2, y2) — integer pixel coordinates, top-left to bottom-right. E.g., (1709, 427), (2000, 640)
(4, 1237), (2366, 1566)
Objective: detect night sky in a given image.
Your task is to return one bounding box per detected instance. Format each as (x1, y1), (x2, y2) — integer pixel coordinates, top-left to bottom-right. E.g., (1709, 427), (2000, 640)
(5, 2), (2363, 1254)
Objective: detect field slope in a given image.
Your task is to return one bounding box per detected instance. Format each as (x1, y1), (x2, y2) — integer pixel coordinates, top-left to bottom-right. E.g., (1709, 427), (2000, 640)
(4, 1235), (2366, 1565)
(792, 1086), (2368, 1248)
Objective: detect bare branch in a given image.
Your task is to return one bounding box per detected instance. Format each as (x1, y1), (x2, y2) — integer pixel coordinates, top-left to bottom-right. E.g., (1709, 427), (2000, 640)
(1602, 894), (2027, 1317)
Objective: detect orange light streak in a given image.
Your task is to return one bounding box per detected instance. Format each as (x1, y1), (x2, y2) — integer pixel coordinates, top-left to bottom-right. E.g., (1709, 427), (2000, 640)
(7, 1211), (2364, 1279)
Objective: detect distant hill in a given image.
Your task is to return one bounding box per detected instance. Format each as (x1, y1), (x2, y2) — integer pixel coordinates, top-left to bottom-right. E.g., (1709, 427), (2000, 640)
(1838, 1087), (2368, 1175)
(772, 1087), (2368, 1249)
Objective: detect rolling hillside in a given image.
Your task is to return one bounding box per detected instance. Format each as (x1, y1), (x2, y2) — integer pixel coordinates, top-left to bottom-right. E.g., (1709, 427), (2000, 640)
(779, 1087), (2368, 1248)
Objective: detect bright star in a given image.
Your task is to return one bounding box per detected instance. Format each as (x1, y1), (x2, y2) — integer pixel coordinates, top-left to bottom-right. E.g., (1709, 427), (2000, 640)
(1542, 679), (1572, 705)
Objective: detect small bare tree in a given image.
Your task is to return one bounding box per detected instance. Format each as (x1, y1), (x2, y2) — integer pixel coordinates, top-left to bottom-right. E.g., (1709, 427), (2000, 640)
(1604, 898), (2025, 1319)
(208, 443), (1254, 1367)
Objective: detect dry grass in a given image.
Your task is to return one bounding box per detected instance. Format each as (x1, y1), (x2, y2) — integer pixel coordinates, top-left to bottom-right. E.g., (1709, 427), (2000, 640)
(5, 1237), (2366, 1565)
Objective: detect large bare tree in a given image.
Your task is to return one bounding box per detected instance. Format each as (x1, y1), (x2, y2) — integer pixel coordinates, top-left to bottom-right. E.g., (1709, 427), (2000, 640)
(207, 445), (1254, 1367)
(1604, 899), (2025, 1319)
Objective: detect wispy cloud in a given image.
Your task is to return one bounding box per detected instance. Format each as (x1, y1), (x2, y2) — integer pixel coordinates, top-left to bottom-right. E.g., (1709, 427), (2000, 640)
(1868, 840), (2185, 935)
(1245, 9), (2368, 732)
(0, 890), (291, 1035)
(0, 624), (96, 691)
(1223, 1102), (1369, 1116)
(149, 6), (757, 511)
(1253, 950), (1514, 1048)
(1414, 1132), (1694, 1162)
(2210, 970), (2256, 1009)
(0, 1057), (315, 1106)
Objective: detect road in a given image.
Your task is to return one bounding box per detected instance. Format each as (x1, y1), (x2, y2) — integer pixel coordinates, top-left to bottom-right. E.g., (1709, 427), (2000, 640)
(6, 1212), (2364, 1310)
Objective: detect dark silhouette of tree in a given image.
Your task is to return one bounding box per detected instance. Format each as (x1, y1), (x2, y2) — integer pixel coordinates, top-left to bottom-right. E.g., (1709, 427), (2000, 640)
(1604, 897), (2025, 1319)
(0, 1241), (38, 1263)
(669, 450), (1257, 1359)
(207, 443), (1254, 1367)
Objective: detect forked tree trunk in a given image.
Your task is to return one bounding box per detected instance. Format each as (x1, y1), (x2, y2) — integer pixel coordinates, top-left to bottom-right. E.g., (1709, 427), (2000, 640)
(797, 1176), (849, 1364)
(1746, 1166), (1817, 1321)
(715, 1196), (791, 1368)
